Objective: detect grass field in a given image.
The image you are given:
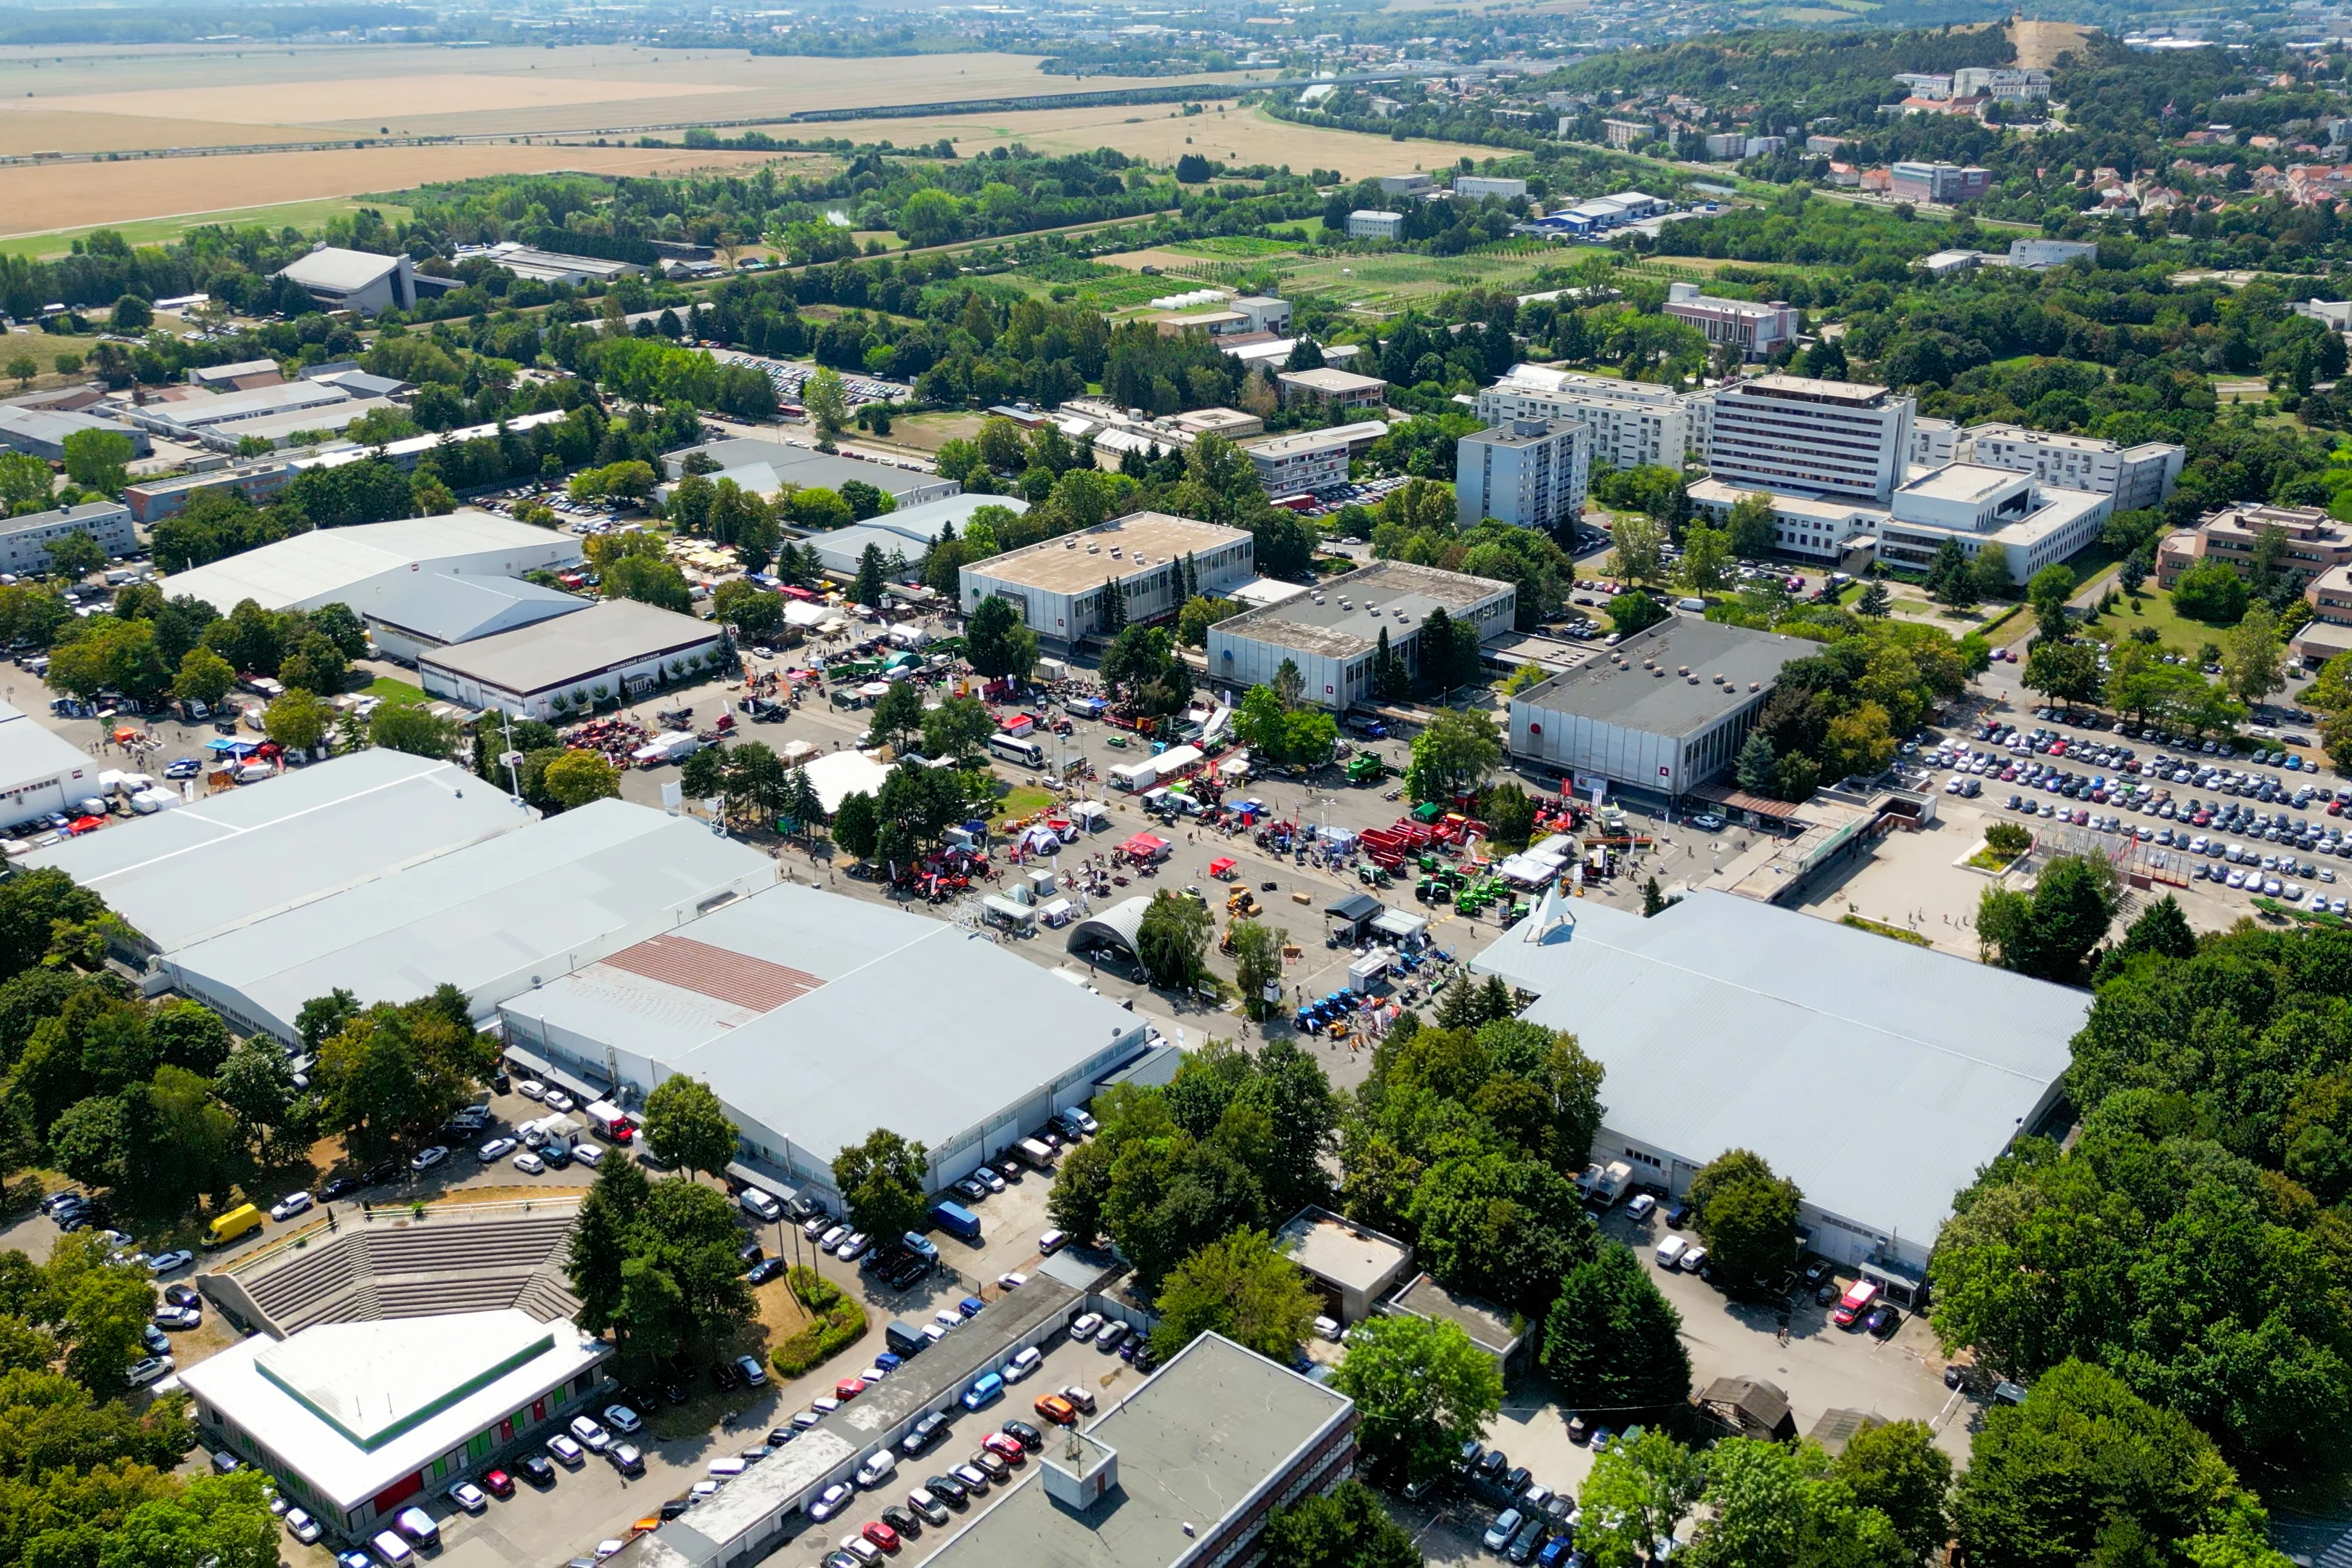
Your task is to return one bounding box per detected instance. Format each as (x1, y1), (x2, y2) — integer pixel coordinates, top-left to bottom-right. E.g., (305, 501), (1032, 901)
(363, 676), (433, 708)
(2086, 587), (2234, 656)
(0, 197), (414, 258)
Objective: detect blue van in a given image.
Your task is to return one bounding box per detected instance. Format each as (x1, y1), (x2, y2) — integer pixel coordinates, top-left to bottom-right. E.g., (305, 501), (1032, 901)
(961, 1372), (1004, 1411)
(930, 1200), (981, 1243)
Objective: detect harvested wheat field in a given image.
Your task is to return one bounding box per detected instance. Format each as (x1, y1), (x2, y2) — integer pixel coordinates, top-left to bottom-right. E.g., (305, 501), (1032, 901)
(2010, 20), (2095, 70)
(772, 102), (1498, 181)
(0, 143), (796, 238)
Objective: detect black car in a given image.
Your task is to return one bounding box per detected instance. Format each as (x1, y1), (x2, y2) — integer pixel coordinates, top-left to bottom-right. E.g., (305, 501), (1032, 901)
(319, 1175), (362, 1201)
(879, 1505), (921, 1540)
(541, 1142), (572, 1169)
(658, 1496), (692, 1521)
(1473, 1449), (1509, 1497)
(1002, 1419), (1042, 1451)
(1507, 1516), (1549, 1564)
(362, 1161), (399, 1187)
(787, 1195), (827, 1225)
(1495, 1465), (1532, 1505)
(926, 1473), (971, 1508)
(663, 1383), (688, 1405)
(768, 1426), (798, 1447)
(746, 1257), (787, 1286)
(738, 1241), (766, 1267)
(710, 1361), (738, 1392)
(1453, 1440), (1483, 1481)
(883, 1254), (931, 1291)
(1663, 1201), (1691, 1229)
(518, 1454), (556, 1487)
(1566, 1414), (1590, 1445)
(902, 1411), (950, 1456)
(162, 1283), (200, 1308)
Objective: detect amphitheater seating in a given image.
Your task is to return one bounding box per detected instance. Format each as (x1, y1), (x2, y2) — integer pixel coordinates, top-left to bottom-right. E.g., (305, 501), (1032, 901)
(218, 1206), (582, 1337)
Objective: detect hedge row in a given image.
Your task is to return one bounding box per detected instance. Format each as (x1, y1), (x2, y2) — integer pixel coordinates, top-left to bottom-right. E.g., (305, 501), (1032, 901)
(769, 1266), (868, 1379)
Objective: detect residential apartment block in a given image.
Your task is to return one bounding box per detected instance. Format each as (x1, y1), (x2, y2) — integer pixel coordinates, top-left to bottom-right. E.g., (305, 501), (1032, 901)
(2157, 504), (2352, 589)
(1689, 374), (1916, 505)
(1475, 365), (1691, 471)
(2294, 563), (2352, 666)
(1662, 282), (1800, 359)
(0, 502), (135, 576)
(1455, 418), (1591, 531)
(1889, 161), (1994, 204)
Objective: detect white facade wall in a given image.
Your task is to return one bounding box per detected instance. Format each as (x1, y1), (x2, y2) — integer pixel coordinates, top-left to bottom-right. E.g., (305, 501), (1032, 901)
(1475, 372), (1689, 471)
(1911, 417), (1961, 467)
(2009, 238), (2096, 268)
(0, 502), (135, 575)
(1453, 176), (1527, 200)
(1507, 689), (1770, 796)
(1456, 421), (1589, 530)
(1962, 423), (2184, 510)
(1347, 211), (1404, 240)
(1209, 585), (1514, 710)
(1244, 433), (1352, 494)
(960, 534), (1254, 645)
(417, 629), (726, 721)
(1697, 378), (1915, 503)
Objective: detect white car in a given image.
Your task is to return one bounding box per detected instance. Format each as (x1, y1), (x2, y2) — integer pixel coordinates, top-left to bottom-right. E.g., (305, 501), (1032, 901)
(513, 1151), (544, 1175)
(1039, 1228), (1069, 1254)
(592, 1540), (625, 1561)
(269, 1191), (313, 1222)
(477, 1138), (518, 1164)
(1069, 1312), (1103, 1342)
(1627, 1193), (1657, 1222)
(1003, 1346), (1042, 1382)
(147, 1249), (194, 1275)
(808, 1483), (853, 1522)
(516, 1080), (547, 1101)
(572, 1143), (604, 1167)
(544, 1091), (576, 1113)
(126, 1355), (174, 1387)
(934, 1309), (963, 1331)
(569, 1416), (610, 1453)
(997, 1271), (1028, 1290)
(603, 1405), (642, 1434)
(547, 1434), (584, 1467)
(448, 1482), (487, 1514)
(835, 1232), (870, 1261)
(410, 1146), (449, 1172)
(285, 1508), (322, 1544)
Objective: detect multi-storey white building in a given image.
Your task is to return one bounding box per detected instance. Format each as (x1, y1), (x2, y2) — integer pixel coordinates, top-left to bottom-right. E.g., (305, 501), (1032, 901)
(1455, 418), (1590, 531)
(2009, 238), (2097, 269)
(1663, 282), (1800, 359)
(1952, 66), (2051, 100)
(1241, 424), (1384, 495)
(1347, 211), (1405, 240)
(1912, 417), (1963, 466)
(1476, 365), (1691, 472)
(1877, 464), (2114, 584)
(1453, 176), (1527, 200)
(957, 511), (1254, 647)
(1689, 374), (1916, 505)
(1959, 424), (2184, 512)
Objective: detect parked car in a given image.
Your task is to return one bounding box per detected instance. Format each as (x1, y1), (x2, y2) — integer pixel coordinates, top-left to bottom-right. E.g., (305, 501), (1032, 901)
(448, 1482), (487, 1514)
(807, 1484), (852, 1522)
(268, 1191), (313, 1222)
(569, 1416), (611, 1453)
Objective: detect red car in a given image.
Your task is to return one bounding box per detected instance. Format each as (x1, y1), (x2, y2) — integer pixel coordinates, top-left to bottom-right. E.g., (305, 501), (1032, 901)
(861, 1519), (901, 1553)
(981, 1432), (1027, 1466)
(483, 1469), (515, 1499)
(835, 1377), (868, 1401)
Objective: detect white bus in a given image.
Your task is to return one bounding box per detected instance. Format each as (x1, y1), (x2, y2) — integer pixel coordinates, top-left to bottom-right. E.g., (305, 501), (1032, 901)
(988, 732), (1046, 768)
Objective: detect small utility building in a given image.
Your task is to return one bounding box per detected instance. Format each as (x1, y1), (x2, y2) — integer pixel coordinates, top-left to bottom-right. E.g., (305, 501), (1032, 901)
(1471, 890), (2087, 1275)
(1275, 1207), (1413, 1323)
(1506, 619), (1811, 799)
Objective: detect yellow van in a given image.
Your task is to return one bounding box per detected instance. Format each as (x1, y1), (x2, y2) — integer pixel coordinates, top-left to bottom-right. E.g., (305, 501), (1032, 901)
(205, 1204), (262, 1249)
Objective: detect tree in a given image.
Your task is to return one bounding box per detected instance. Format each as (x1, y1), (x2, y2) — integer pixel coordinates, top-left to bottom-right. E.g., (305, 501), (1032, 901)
(2100, 892), (2196, 975)
(1612, 514), (1666, 584)
(1679, 524), (1736, 594)
(312, 992), (495, 1159)
(2023, 638), (2102, 706)
(542, 751), (620, 809)
(1734, 730), (1778, 793)
(1405, 708), (1502, 804)
(804, 367), (849, 442)
(1228, 919), (1286, 1021)
(920, 696), (995, 766)
(370, 702), (457, 759)
(853, 544), (890, 609)
(1409, 1148), (1594, 1315)
(1970, 543), (2014, 602)
(2221, 603), (2284, 707)
(867, 678), (926, 754)
(1856, 581), (1892, 618)
(2172, 562), (2250, 625)
(170, 647), (235, 708)
(1135, 889), (1212, 990)
(1150, 1228), (1321, 1361)
(1543, 1242), (1693, 1413)
(1976, 854), (2116, 984)
(1577, 1427), (1708, 1568)
(0, 452), (51, 512)
(3, 355), (31, 392)
(711, 579), (784, 640)
(833, 1127), (931, 1244)
(1260, 1480), (1421, 1568)
(831, 791), (881, 860)
(261, 688), (330, 753)
(1932, 543), (1980, 611)
(2028, 564), (2076, 638)
(110, 294), (152, 332)
(965, 595), (1038, 681)
(1726, 492), (1778, 559)
(1481, 781), (1537, 850)
(1691, 1438), (1908, 1568)
(603, 555), (692, 613)
(1328, 1311), (1505, 1487)
(640, 1074), (738, 1177)
(566, 1156), (753, 1353)
(43, 530), (107, 580)
(1833, 1421), (1952, 1568)
(1100, 624), (1191, 717)
(1689, 1148), (1802, 1289)
(1953, 1359), (2277, 1568)
(1611, 589), (1670, 637)
(61, 428), (134, 496)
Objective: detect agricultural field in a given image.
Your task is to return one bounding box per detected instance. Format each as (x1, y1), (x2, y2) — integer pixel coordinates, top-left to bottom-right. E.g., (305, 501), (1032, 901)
(1094, 239), (1577, 313)
(0, 197), (416, 259)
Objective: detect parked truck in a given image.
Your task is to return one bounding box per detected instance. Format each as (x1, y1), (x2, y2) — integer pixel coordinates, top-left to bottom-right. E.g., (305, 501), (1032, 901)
(1580, 1160), (1635, 1207)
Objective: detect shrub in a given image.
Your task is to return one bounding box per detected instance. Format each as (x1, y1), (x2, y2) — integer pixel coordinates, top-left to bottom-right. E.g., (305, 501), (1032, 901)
(769, 1265), (867, 1378)
(1984, 822), (2031, 857)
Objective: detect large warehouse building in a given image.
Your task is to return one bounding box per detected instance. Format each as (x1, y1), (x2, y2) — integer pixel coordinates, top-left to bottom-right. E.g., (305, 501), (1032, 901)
(497, 881), (1157, 1205)
(1472, 890), (2086, 1282)
(25, 751), (533, 961)
(159, 799), (777, 1042)
(417, 599), (725, 719)
(1507, 619), (1814, 800)
(0, 700), (105, 831)
(160, 511), (581, 616)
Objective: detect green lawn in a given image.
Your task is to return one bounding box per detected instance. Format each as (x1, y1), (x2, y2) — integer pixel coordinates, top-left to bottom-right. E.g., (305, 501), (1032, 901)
(2085, 587), (2234, 657)
(362, 676), (433, 708)
(990, 783), (1056, 825)
(0, 198), (414, 260)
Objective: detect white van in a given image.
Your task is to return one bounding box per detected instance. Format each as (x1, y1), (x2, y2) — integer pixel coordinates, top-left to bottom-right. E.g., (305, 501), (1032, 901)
(1654, 1235), (1689, 1270)
(371, 1530), (413, 1566)
(393, 1506), (439, 1547)
(739, 1187), (783, 1222)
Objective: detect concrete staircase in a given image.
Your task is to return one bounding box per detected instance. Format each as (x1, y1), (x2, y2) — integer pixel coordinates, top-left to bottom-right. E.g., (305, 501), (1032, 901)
(222, 1209), (581, 1336)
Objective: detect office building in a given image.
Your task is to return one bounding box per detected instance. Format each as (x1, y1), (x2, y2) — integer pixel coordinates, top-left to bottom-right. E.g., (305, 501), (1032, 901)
(498, 880), (1155, 1204)
(1889, 161), (1993, 205)
(1686, 481), (1885, 563)
(2294, 563), (2352, 666)
(1471, 889), (2087, 1277)
(1911, 417), (1962, 466)
(178, 1310), (612, 1541)
(1379, 173), (1434, 196)
(0, 500), (135, 575)
(1454, 175), (1527, 200)
(1275, 367), (1388, 411)
(274, 247), (417, 315)
(1704, 132), (1745, 159)
(1953, 66), (2051, 99)
(160, 510), (581, 616)
(2157, 503), (2352, 589)
(1230, 295), (1294, 334)
(1455, 417), (1590, 531)
(1206, 558), (1515, 708)
(1959, 424), (2184, 511)
(923, 1334), (1357, 1568)
(2010, 238), (2096, 270)
(957, 511), (1253, 647)
(1877, 463), (2113, 584)
(1347, 210), (1405, 240)
(1692, 374), (1916, 504)
(1663, 282), (1800, 359)
(1506, 618), (1813, 797)
(0, 700), (104, 831)
(1240, 425), (1362, 494)
(124, 461), (299, 525)
(417, 599), (726, 721)
(1477, 364), (1691, 472)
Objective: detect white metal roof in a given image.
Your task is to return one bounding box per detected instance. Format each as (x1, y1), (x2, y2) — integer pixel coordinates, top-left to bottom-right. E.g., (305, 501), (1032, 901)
(160, 510), (580, 613)
(417, 599), (720, 698)
(499, 882), (1151, 1172)
(25, 751), (532, 953)
(0, 700), (98, 799)
(1471, 891), (2084, 1251)
(353, 569), (589, 646)
(163, 799), (778, 1040)
(276, 247), (404, 293)
(179, 1309), (607, 1513)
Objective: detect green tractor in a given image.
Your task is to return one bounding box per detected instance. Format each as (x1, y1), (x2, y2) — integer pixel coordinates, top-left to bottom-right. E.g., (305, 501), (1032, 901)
(1346, 754), (1388, 785)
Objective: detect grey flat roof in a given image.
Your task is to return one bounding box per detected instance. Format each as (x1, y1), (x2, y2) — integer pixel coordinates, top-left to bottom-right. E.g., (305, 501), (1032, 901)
(1471, 890), (2086, 1251)
(163, 800), (776, 1039)
(418, 599), (720, 697)
(161, 509), (579, 613)
(1275, 1208), (1410, 1294)
(1511, 620), (1810, 739)
(500, 881), (1151, 1170)
(277, 247), (402, 291)
(924, 1334), (1352, 1568)
(966, 511), (1251, 595)
(0, 500), (127, 538)
(24, 751), (531, 953)
(1728, 374), (1890, 408)
(1385, 1273), (1521, 1355)
(354, 569), (588, 645)
(1212, 558), (1511, 660)
(661, 437), (943, 498)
